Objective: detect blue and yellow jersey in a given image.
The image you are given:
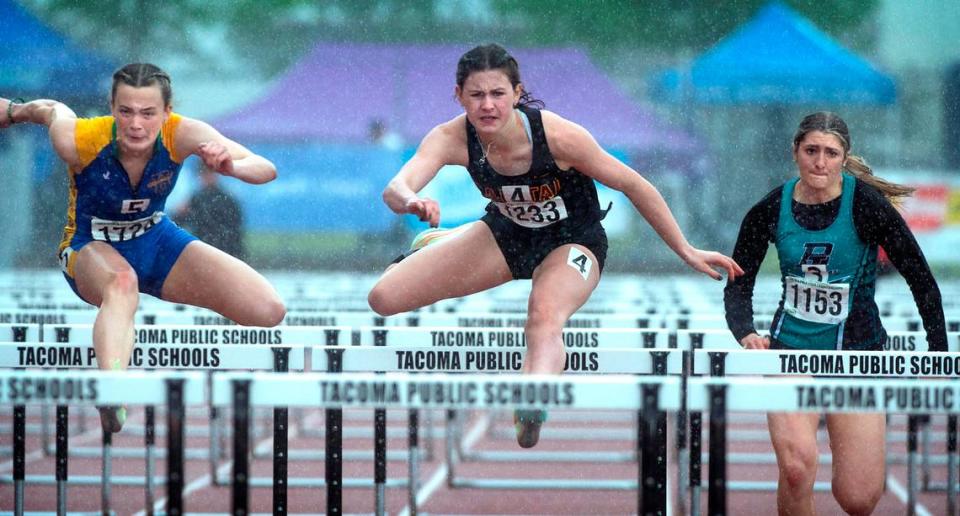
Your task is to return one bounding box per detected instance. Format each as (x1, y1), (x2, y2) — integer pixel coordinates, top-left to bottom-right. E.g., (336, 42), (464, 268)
(60, 113), (185, 258)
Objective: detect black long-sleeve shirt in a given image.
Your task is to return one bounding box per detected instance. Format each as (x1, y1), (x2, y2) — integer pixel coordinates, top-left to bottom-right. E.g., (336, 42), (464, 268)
(724, 178), (946, 351)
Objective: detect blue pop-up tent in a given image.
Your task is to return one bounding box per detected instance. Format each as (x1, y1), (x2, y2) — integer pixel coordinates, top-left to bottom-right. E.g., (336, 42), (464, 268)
(0, 0), (115, 102)
(651, 2), (896, 106)
(0, 0), (117, 268)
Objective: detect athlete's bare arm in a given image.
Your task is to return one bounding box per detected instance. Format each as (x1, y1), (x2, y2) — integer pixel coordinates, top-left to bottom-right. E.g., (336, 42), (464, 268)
(1, 97), (80, 168)
(382, 116), (469, 227)
(542, 110), (742, 280)
(174, 116), (276, 184)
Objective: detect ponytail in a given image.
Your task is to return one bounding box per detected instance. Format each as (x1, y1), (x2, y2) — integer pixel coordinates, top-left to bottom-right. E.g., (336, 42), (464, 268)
(844, 154), (914, 206)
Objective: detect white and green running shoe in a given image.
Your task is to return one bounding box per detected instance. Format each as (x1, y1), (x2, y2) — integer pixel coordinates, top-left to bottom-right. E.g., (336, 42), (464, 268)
(390, 225), (470, 264)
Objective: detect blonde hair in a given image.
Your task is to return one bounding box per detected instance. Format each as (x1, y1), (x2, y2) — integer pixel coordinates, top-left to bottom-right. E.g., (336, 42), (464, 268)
(793, 112), (913, 205)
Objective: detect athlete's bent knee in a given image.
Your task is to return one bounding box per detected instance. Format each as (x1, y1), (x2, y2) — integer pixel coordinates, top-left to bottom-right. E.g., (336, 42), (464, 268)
(258, 298), (286, 327)
(525, 307), (564, 340)
(834, 483), (882, 516)
(104, 269), (139, 300)
(367, 285), (401, 317)
(777, 445), (818, 492)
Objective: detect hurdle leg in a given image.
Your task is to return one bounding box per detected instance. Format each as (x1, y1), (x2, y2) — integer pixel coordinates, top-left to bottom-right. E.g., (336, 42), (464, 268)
(145, 406), (156, 514)
(101, 431), (113, 515)
(908, 415), (919, 516)
(408, 409), (420, 516)
(273, 406), (288, 515)
(452, 410), (467, 461)
(690, 412), (702, 516)
(13, 405), (25, 516)
(326, 407), (343, 515)
(446, 410), (458, 487)
(948, 415), (957, 516)
(677, 350), (690, 516)
(639, 384), (668, 515)
(42, 405), (52, 456)
(423, 408), (435, 462)
(167, 379), (186, 516)
(271, 346), (290, 515)
(78, 406), (88, 434)
(232, 380), (251, 516)
(707, 386), (727, 516)
(210, 406), (223, 485)
(922, 415), (932, 491)
(56, 405), (68, 515)
(375, 408), (387, 516)
(885, 413), (893, 494)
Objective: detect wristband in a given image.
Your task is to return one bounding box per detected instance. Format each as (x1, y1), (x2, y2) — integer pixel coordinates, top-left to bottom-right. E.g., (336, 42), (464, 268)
(6, 97), (24, 124)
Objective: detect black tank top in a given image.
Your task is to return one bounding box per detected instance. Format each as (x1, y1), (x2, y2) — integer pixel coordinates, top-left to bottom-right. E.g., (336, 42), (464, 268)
(465, 105), (606, 234)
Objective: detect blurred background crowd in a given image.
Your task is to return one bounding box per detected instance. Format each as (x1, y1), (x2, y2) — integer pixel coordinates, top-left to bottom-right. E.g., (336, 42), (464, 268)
(1, 0), (958, 274)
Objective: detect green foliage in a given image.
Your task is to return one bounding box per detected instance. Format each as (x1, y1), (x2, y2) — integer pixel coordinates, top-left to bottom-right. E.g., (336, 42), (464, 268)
(492, 0), (878, 52)
(18, 0), (879, 79)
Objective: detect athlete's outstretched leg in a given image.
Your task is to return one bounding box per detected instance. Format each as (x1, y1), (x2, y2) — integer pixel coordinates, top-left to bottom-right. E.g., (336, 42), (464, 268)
(827, 413), (885, 515)
(524, 244), (601, 374)
(768, 412), (821, 516)
(72, 242), (141, 432)
(368, 221), (512, 316)
(160, 241), (286, 326)
(513, 244), (600, 448)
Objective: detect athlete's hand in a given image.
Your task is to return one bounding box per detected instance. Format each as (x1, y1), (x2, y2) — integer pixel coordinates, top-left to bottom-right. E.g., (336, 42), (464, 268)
(197, 141), (234, 176)
(685, 248), (744, 281)
(406, 197), (440, 227)
(740, 333), (770, 350)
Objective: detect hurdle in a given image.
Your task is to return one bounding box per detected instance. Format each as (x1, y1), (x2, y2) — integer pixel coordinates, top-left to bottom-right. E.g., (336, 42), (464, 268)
(0, 340), (305, 513)
(0, 369), (204, 516)
(32, 323), (345, 491)
(32, 321), (440, 465)
(211, 370), (680, 516)
(690, 349), (960, 516)
(349, 327), (670, 458)
(0, 323), (39, 343)
(309, 345), (683, 515)
(688, 375), (960, 516)
(394, 311), (668, 329)
(681, 329), (960, 492)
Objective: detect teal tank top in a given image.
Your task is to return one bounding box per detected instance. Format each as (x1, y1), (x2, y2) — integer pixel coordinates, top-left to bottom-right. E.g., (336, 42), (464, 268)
(772, 174), (878, 350)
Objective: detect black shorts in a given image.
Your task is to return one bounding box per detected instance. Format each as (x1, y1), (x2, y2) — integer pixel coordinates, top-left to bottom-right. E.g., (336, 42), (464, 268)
(480, 212), (608, 280)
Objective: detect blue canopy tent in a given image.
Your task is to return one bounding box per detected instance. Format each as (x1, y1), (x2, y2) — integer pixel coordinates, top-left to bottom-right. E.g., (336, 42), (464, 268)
(648, 2), (899, 248)
(650, 2), (896, 106)
(0, 0), (116, 103)
(0, 0), (116, 267)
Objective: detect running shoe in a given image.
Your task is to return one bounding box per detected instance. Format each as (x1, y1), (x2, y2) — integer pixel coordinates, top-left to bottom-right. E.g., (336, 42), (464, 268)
(409, 226), (466, 251)
(390, 225), (469, 265)
(514, 409), (548, 448)
(98, 405), (127, 433)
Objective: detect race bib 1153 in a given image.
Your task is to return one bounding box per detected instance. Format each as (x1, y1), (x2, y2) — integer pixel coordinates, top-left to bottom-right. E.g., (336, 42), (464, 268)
(783, 276), (849, 325)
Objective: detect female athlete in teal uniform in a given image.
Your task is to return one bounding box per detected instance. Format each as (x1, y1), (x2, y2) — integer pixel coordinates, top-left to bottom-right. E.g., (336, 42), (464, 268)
(725, 112), (946, 515)
(2, 64), (286, 432)
(368, 44), (742, 447)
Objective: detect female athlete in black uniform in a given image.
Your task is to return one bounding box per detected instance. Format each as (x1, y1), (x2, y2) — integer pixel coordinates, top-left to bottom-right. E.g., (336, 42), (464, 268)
(368, 44), (742, 447)
(724, 111), (946, 514)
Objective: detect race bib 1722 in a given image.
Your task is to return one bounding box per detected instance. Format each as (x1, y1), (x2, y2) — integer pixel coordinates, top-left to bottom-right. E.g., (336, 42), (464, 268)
(91, 212), (163, 243)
